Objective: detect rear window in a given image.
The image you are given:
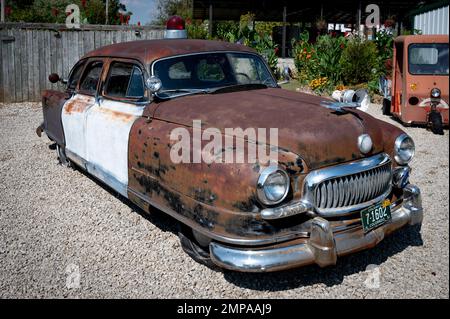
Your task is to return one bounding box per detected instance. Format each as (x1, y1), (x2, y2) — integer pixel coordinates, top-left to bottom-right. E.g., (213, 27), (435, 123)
(67, 61), (85, 91)
(408, 43), (449, 75)
(79, 61), (103, 95)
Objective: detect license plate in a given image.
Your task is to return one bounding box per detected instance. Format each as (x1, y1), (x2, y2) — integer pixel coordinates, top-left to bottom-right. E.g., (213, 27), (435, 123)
(361, 199), (392, 233)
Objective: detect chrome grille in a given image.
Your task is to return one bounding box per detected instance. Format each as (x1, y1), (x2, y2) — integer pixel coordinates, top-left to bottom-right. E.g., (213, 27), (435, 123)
(314, 162), (392, 210)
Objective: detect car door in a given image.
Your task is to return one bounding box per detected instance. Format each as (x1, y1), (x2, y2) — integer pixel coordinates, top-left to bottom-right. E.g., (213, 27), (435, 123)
(61, 59), (105, 164)
(85, 59), (148, 197)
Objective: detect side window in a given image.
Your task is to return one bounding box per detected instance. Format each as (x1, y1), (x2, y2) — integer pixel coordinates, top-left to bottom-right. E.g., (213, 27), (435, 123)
(127, 67), (145, 98)
(104, 62), (145, 99)
(67, 61), (86, 91)
(79, 61), (104, 95)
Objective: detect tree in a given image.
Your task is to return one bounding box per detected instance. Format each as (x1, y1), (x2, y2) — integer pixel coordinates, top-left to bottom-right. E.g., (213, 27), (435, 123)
(5, 0), (131, 25)
(154, 0), (192, 25)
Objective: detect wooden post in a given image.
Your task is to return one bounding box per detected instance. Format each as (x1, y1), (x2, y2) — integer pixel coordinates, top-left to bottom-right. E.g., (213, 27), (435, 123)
(1, 0), (5, 23)
(357, 1), (362, 36)
(209, 3), (213, 37)
(105, 0), (109, 25)
(282, 6), (286, 58)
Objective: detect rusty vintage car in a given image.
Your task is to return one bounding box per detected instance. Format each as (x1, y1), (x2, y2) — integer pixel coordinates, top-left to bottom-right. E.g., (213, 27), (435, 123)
(37, 37), (423, 272)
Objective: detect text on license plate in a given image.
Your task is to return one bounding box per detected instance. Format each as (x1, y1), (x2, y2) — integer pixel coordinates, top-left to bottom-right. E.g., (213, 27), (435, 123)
(360, 199), (392, 232)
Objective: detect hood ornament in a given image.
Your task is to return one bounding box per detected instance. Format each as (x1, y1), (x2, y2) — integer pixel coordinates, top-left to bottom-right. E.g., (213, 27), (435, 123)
(320, 101), (360, 113)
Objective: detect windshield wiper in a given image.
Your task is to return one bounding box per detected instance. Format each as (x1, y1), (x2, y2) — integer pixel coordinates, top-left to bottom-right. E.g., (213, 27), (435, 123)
(210, 83), (269, 94)
(156, 88), (212, 100)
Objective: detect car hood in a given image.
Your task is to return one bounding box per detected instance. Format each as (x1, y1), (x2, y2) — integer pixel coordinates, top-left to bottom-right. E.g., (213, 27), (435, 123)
(150, 88), (387, 170)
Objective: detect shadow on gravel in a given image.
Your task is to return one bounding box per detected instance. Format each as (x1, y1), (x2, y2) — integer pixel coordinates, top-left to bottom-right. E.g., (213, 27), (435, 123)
(223, 225), (423, 291)
(72, 163), (424, 291)
(71, 165), (180, 235)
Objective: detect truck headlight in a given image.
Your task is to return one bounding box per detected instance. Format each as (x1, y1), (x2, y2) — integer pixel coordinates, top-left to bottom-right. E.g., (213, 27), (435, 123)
(431, 88), (441, 99)
(394, 134), (415, 165)
(257, 166), (290, 205)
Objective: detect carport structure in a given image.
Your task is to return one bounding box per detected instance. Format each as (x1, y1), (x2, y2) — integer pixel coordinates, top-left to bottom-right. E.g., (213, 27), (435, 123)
(192, 0), (440, 57)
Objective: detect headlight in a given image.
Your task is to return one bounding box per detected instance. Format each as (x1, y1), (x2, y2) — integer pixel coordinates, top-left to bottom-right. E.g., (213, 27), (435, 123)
(431, 88), (441, 99)
(394, 134), (415, 165)
(257, 166), (290, 205)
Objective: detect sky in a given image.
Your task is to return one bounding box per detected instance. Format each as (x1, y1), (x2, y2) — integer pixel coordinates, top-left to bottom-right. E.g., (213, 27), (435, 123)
(121, 0), (158, 25)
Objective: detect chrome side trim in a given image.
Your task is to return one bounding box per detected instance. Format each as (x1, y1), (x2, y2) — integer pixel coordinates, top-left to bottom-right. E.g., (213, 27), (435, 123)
(210, 184), (423, 272)
(66, 149), (128, 198)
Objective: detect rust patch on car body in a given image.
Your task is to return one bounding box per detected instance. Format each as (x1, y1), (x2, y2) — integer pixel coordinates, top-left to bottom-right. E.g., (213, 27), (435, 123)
(64, 95), (95, 114)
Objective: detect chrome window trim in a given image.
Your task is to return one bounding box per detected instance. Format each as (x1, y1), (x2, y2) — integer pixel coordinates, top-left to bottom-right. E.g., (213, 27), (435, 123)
(149, 50), (277, 86)
(302, 153), (393, 217)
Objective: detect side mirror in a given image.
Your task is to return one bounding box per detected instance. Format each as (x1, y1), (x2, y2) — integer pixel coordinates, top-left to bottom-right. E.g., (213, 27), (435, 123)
(48, 73), (68, 84)
(48, 73), (60, 83)
(146, 76), (162, 93)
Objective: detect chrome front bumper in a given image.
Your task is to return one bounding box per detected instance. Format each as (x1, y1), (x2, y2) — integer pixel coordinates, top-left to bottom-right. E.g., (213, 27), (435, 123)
(210, 184), (423, 272)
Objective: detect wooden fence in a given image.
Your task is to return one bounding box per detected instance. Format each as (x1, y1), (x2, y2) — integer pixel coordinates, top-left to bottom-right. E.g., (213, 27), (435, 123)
(0, 23), (164, 103)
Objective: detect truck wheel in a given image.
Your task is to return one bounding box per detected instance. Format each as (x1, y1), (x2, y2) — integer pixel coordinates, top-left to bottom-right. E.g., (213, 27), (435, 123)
(178, 225), (219, 271)
(56, 145), (71, 167)
(382, 98), (391, 116)
(429, 111), (444, 135)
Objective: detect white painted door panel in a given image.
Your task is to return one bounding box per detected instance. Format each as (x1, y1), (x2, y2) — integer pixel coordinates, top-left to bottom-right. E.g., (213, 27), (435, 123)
(85, 100), (144, 197)
(61, 94), (96, 161)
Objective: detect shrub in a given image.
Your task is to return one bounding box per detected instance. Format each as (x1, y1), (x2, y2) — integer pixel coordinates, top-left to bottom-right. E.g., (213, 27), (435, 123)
(339, 38), (378, 85)
(292, 31), (318, 85)
(314, 35), (346, 85)
(186, 19), (208, 39)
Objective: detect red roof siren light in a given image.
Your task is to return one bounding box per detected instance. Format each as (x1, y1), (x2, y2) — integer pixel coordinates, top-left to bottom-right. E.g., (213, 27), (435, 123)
(164, 15), (188, 39)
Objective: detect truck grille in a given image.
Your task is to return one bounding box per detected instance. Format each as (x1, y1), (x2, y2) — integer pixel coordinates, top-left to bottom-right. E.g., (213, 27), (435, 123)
(314, 163), (392, 210)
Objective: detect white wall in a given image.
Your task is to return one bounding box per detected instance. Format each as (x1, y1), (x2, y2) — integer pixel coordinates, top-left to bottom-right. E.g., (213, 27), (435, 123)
(414, 5), (449, 35)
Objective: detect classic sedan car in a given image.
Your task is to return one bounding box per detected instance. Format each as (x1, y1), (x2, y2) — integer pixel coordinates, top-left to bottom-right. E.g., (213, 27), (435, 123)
(37, 38), (423, 272)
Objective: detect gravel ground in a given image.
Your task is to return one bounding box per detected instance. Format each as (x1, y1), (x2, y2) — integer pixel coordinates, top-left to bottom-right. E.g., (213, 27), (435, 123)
(0, 101), (448, 299)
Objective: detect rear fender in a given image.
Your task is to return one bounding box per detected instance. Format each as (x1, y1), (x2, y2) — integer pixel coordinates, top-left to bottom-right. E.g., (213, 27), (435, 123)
(41, 90), (69, 145)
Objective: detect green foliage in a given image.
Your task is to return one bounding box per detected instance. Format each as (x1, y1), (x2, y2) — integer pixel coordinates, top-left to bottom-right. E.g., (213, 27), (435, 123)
(186, 19), (208, 39)
(373, 29), (394, 77)
(154, 0), (193, 25)
(5, 0), (129, 25)
(293, 31), (381, 94)
(252, 33), (278, 77)
(339, 37), (378, 85)
(291, 31), (319, 85)
(214, 21), (239, 41)
(315, 35), (346, 85)
(254, 21), (283, 36)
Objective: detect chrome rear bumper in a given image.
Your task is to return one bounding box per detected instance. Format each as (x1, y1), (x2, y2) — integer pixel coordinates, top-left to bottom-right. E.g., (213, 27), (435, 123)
(210, 184), (423, 272)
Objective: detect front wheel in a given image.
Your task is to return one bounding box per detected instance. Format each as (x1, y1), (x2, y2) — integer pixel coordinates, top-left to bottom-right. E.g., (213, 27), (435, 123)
(178, 224), (219, 270)
(429, 111), (444, 135)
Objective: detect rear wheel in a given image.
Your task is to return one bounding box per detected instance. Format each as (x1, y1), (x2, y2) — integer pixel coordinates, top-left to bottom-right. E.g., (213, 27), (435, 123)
(429, 111), (444, 135)
(382, 98), (391, 116)
(178, 224), (219, 270)
(56, 144), (71, 167)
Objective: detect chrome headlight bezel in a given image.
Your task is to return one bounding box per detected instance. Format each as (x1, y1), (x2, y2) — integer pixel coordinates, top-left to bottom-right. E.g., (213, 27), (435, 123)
(394, 133), (415, 165)
(431, 88), (441, 99)
(257, 166), (290, 205)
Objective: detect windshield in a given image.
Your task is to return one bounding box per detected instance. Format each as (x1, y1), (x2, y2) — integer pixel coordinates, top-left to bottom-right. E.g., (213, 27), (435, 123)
(152, 52), (277, 94)
(408, 43), (449, 75)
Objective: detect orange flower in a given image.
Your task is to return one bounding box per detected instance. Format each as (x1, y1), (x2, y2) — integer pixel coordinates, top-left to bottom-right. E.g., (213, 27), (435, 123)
(306, 54), (311, 59)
